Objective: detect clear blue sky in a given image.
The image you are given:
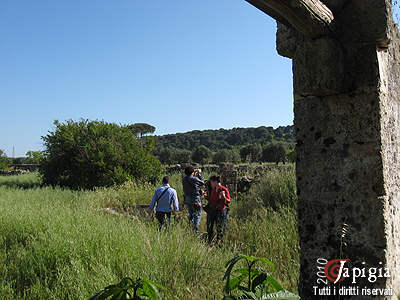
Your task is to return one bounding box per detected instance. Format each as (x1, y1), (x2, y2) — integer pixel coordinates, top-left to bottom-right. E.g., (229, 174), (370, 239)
(1, 0), (293, 157)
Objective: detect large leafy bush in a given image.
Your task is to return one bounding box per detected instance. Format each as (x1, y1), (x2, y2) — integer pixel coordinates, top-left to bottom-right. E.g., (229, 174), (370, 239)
(40, 120), (162, 189)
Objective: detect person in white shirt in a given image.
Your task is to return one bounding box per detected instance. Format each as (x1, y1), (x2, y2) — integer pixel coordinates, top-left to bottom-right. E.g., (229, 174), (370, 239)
(149, 176), (179, 230)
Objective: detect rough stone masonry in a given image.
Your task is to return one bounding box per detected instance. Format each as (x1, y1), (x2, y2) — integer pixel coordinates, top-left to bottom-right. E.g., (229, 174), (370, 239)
(246, 0), (400, 299)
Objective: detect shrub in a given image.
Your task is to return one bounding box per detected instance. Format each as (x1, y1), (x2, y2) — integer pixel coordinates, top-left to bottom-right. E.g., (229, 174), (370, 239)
(261, 143), (287, 164)
(40, 120), (162, 189)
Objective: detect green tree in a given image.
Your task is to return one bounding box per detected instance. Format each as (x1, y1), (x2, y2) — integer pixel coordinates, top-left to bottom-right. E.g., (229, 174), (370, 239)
(0, 149), (8, 170)
(213, 149), (231, 164)
(261, 143), (287, 164)
(240, 144), (262, 162)
(40, 120), (162, 189)
(231, 150), (241, 164)
(158, 148), (175, 165)
(26, 150), (44, 164)
(156, 148), (192, 165)
(174, 149), (191, 164)
(286, 148), (296, 163)
(141, 136), (156, 153)
(213, 149), (241, 164)
(191, 145), (212, 164)
(128, 123), (156, 138)
(155, 125), (294, 151)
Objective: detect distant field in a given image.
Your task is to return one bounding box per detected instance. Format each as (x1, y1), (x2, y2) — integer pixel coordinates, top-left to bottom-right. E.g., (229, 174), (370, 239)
(0, 172), (299, 299)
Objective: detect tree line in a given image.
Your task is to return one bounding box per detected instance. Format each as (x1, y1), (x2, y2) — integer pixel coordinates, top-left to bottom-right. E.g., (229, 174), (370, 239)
(153, 143), (296, 165)
(153, 125), (295, 165)
(155, 125), (294, 151)
(0, 121), (295, 189)
(0, 150), (44, 167)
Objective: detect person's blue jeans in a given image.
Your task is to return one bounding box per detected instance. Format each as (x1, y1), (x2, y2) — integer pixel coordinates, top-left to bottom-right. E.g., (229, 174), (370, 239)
(184, 196), (202, 234)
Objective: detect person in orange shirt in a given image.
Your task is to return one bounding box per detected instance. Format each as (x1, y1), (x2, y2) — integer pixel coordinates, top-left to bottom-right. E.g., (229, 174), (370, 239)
(204, 175), (231, 244)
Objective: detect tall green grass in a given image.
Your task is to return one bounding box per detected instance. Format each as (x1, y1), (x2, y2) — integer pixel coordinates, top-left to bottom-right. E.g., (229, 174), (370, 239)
(0, 172), (41, 189)
(227, 168), (299, 291)
(234, 168), (297, 218)
(0, 185), (230, 299)
(92, 172), (197, 209)
(0, 171), (299, 299)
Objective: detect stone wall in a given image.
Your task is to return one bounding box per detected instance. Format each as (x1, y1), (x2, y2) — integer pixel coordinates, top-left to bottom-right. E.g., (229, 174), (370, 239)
(379, 22), (400, 294)
(271, 0), (400, 299)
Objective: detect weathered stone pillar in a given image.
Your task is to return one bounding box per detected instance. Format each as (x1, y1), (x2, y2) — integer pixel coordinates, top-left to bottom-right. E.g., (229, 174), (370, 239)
(246, 0), (400, 299)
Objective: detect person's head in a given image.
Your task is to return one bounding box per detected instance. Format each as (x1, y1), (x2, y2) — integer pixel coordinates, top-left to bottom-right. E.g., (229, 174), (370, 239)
(162, 176), (170, 185)
(184, 165), (194, 176)
(209, 175), (221, 189)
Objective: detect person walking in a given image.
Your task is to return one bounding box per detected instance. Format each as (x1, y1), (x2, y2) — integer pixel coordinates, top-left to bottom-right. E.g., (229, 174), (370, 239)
(182, 165), (205, 234)
(204, 175), (230, 244)
(149, 176), (179, 231)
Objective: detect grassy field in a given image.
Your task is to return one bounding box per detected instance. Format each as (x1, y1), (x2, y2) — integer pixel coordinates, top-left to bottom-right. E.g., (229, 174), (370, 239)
(0, 170), (299, 299)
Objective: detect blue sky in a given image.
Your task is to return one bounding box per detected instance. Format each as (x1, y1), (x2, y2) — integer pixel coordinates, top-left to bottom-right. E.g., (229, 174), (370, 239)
(0, 0), (293, 157)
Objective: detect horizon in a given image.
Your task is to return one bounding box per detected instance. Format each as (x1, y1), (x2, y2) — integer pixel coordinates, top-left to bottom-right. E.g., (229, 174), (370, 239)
(7, 122), (294, 158)
(1, 1), (293, 157)
(153, 122), (293, 136)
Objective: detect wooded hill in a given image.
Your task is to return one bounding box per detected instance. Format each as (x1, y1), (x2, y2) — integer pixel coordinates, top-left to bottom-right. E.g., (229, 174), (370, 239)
(155, 125), (295, 151)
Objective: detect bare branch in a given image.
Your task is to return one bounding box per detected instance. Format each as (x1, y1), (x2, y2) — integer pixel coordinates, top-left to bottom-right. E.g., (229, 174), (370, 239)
(246, 0), (334, 38)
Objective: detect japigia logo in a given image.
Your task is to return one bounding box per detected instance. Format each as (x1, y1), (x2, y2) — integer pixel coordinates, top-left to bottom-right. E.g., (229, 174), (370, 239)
(323, 259), (390, 284)
(324, 259), (350, 283)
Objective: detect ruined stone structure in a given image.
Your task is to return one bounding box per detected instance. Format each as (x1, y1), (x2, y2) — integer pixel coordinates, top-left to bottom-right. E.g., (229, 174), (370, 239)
(246, 0), (400, 299)
(218, 163), (238, 199)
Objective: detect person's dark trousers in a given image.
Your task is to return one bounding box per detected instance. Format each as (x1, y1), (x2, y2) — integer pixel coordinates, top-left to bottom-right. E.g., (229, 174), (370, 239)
(206, 208), (227, 244)
(155, 211), (172, 231)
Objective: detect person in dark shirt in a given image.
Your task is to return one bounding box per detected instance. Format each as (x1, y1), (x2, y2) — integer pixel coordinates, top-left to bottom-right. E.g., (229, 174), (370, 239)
(204, 175), (230, 244)
(182, 165), (204, 234)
